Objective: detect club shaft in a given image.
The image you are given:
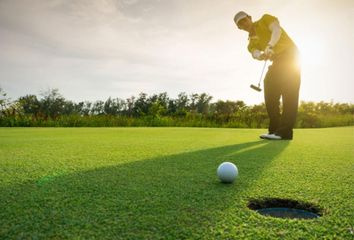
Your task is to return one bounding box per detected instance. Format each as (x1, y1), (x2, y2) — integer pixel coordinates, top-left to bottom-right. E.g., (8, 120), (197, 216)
(258, 60), (267, 86)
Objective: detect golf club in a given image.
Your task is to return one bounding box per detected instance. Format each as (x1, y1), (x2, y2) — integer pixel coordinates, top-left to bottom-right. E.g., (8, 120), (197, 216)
(250, 60), (267, 92)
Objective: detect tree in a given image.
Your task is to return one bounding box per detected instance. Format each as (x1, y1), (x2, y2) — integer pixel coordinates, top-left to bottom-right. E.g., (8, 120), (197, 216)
(333, 103), (354, 115)
(62, 100), (76, 115)
(148, 101), (165, 118)
(18, 95), (41, 119)
(91, 100), (105, 115)
(174, 92), (189, 117)
(213, 100), (238, 122)
(147, 93), (169, 117)
(0, 87), (11, 116)
(80, 101), (92, 116)
(133, 93), (149, 117)
(40, 89), (66, 119)
(195, 93), (212, 115)
(156, 92), (169, 114)
(125, 96), (135, 117)
(189, 93), (199, 113)
(214, 100), (235, 115)
(104, 97), (126, 115)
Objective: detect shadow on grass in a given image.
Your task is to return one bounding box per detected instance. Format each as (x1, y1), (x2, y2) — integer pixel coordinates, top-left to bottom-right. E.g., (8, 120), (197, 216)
(0, 140), (289, 239)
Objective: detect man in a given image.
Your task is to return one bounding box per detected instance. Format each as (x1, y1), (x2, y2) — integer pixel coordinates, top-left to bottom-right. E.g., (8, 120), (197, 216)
(234, 11), (301, 140)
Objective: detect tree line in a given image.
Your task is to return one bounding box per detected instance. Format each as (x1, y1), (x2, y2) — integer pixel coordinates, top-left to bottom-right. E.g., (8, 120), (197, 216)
(0, 88), (353, 128)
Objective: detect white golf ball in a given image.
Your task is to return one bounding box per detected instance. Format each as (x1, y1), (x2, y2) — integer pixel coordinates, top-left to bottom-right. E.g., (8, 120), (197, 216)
(217, 162), (238, 183)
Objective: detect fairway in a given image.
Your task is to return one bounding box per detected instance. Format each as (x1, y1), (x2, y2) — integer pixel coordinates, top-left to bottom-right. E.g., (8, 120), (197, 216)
(0, 127), (353, 239)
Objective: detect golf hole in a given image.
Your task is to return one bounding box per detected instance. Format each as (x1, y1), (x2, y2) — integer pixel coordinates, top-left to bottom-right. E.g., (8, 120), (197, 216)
(248, 198), (322, 220)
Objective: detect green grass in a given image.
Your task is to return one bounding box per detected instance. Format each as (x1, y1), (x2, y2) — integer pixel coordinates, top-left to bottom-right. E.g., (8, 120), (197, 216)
(0, 127), (353, 239)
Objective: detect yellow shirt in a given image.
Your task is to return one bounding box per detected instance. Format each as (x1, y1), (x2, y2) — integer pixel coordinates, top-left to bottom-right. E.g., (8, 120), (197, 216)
(247, 14), (297, 56)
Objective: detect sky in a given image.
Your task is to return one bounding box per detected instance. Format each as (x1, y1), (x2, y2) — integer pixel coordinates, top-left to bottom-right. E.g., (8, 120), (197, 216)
(0, 0), (353, 104)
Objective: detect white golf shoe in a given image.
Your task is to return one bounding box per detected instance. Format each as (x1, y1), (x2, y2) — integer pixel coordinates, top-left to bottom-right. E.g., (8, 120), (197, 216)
(259, 133), (283, 140)
(264, 134), (282, 140)
(259, 133), (271, 139)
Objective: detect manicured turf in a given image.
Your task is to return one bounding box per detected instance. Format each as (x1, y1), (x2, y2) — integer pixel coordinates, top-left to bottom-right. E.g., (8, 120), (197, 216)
(0, 127), (353, 239)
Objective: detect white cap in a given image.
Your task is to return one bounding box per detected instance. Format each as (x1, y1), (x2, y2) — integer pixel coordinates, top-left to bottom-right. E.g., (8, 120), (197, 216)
(234, 11), (248, 25)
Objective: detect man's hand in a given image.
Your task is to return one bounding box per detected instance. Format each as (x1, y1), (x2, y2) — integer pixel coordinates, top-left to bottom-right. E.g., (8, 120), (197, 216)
(252, 50), (266, 61)
(264, 45), (274, 59)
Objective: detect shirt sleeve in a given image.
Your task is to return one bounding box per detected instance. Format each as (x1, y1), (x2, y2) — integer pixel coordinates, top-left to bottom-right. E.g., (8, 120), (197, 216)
(268, 21), (282, 47)
(260, 14), (279, 28)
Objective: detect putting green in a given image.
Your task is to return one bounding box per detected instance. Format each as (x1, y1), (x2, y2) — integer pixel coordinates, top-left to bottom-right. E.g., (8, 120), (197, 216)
(0, 127), (353, 239)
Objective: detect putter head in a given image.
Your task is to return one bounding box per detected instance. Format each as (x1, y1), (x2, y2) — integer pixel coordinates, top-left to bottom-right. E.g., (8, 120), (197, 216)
(250, 84), (262, 92)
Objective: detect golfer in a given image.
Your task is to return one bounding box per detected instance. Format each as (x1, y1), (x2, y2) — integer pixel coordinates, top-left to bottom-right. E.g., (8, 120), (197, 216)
(234, 11), (301, 140)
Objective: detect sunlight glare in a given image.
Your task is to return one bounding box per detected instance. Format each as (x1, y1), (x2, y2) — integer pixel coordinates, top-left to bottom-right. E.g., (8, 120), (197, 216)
(296, 35), (326, 67)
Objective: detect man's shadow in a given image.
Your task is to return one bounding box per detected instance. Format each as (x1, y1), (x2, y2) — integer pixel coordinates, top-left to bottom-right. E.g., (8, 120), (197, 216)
(0, 140), (289, 239)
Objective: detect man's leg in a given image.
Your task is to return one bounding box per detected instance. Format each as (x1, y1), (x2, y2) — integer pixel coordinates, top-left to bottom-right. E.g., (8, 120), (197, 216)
(276, 66), (301, 139)
(264, 67), (281, 134)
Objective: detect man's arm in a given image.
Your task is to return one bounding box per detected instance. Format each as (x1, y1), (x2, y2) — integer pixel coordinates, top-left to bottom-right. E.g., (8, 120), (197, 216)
(264, 21), (282, 58)
(268, 21), (282, 47)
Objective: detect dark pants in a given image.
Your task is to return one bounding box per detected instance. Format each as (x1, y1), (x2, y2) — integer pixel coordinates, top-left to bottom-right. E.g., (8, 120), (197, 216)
(264, 50), (301, 139)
